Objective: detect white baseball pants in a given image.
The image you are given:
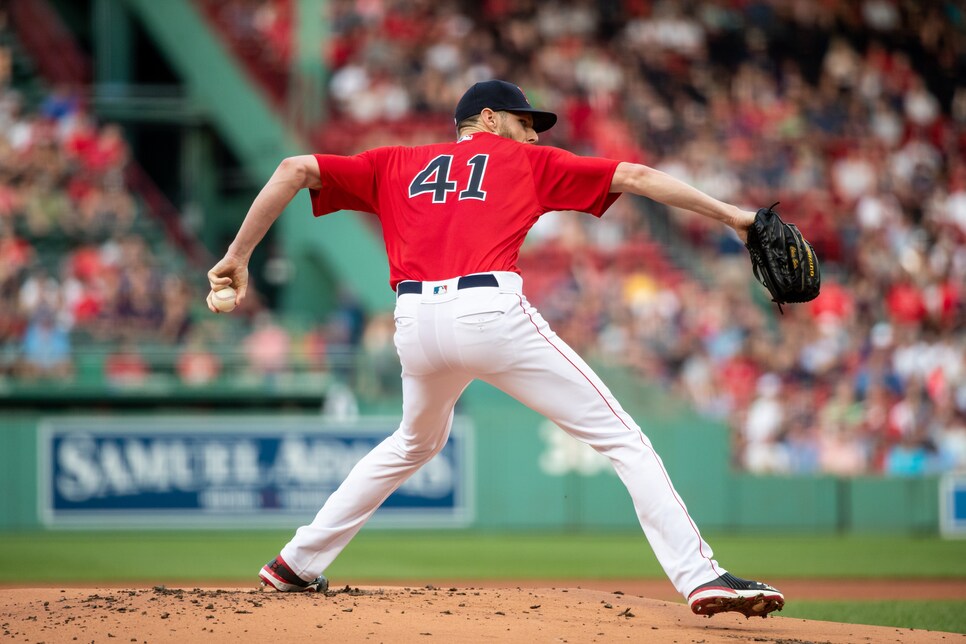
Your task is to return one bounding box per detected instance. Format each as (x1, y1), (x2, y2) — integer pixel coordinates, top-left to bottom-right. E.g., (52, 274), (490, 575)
(280, 272), (724, 597)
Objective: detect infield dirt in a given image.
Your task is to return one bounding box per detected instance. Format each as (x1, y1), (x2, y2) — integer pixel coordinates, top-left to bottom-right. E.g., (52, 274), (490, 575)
(2, 581), (963, 643)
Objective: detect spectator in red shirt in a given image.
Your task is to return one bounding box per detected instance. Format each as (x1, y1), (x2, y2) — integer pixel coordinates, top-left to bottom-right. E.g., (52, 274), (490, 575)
(103, 338), (150, 387)
(886, 277), (927, 325)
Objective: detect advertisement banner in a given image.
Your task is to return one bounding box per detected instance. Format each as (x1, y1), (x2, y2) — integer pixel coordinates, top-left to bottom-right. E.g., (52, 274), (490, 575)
(38, 416), (473, 528)
(940, 473), (966, 539)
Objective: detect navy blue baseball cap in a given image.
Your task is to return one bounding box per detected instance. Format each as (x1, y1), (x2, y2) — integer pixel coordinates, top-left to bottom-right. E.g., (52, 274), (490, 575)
(454, 80), (557, 133)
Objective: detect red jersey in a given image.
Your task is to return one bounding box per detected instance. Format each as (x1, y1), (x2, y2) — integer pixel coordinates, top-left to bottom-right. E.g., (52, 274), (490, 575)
(309, 132), (621, 289)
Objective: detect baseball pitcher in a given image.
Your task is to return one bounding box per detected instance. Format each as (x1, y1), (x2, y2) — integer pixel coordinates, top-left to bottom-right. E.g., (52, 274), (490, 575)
(208, 80), (794, 618)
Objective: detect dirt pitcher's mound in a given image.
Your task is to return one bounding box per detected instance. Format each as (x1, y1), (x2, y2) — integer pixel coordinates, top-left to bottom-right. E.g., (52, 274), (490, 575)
(0, 585), (958, 643)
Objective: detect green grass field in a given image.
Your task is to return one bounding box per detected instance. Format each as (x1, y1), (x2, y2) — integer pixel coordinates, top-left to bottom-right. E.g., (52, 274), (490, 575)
(1, 531), (964, 633)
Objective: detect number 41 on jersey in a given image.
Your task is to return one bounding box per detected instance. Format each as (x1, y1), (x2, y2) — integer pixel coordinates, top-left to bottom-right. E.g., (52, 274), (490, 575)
(409, 154), (489, 203)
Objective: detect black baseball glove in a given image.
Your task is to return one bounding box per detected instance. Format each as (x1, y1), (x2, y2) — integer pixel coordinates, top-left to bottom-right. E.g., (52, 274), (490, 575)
(744, 203), (821, 313)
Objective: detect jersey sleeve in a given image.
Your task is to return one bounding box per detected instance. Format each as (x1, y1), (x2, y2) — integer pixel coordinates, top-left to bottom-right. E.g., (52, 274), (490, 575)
(525, 146), (621, 217)
(309, 152), (379, 216)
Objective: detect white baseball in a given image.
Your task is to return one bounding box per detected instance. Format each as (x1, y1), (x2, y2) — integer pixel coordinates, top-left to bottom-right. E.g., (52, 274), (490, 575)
(211, 286), (237, 312)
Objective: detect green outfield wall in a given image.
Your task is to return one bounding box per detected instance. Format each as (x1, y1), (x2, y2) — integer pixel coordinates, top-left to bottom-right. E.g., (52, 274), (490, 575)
(0, 379), (940, 534)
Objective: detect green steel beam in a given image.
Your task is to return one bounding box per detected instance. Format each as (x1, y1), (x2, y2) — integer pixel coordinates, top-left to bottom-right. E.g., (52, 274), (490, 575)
(291, 0), (327, 128)
(119, 0), (390, 312)
(93, 0), (133, 88)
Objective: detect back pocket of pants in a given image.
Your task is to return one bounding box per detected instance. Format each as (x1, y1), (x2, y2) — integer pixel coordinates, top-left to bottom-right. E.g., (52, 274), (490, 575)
(456, 310), (505, 326)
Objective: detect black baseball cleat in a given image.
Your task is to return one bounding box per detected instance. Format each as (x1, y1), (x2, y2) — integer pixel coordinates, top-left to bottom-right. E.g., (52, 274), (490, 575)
(259, 556), (329, 593)
(688, 572), (784, 618)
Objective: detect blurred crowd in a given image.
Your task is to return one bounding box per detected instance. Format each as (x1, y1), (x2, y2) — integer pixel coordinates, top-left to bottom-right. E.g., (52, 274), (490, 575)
(3, 1), (964, 476)
(200, 0), (966, 476)
(0, 80), (205, 382)
(0, 78), (362, 389)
